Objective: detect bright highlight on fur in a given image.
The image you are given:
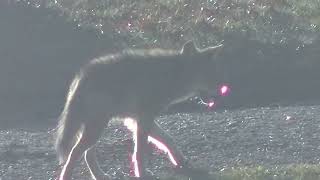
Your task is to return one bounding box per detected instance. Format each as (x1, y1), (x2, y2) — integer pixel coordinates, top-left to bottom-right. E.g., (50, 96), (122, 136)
(124, 118), (138, 133)
(132, 130), (140, 177)
(124, 118), (140, 177)
(124, 118), (179, 177)
(59, 132), (83, 180)
(147, 136), (178, 166)
(198, 98), (215, 108)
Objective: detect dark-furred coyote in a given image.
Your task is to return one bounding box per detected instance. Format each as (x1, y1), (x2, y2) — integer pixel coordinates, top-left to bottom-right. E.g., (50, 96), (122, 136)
(55, 40), (224, 180)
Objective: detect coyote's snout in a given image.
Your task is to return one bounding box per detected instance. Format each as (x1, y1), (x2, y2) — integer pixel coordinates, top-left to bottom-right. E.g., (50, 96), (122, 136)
(55, 40), (224, 180)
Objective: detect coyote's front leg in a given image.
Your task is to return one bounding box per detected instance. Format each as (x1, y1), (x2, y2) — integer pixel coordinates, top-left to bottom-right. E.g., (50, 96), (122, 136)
(148, 121), (187, 167)
(128, 115), (154, 179)
(148, 121), (212, 180)
(127, 118), (212, 180)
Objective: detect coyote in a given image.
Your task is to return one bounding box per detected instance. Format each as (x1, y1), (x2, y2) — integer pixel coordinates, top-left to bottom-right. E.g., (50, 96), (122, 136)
(55, 40), (224, 180)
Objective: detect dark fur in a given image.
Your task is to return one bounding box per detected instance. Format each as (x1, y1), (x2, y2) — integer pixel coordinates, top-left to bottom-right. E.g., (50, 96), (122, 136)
(55, 41), (223, 178)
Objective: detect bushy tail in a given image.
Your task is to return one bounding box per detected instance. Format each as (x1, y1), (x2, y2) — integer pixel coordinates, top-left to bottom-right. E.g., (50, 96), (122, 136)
(54, 74), (83, 165)
(55, 110), (83, 165)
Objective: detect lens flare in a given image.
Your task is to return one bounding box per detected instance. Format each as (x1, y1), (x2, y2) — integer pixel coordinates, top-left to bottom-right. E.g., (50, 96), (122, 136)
(219, 84), (230, 96)
(208, 101), (215, 108)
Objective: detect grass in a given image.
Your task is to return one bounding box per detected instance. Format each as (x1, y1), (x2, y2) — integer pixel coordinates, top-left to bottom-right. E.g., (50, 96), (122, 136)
(159, 164), (320, 180)
(217, 164), (320, 180)
(9, 0), (320, 48)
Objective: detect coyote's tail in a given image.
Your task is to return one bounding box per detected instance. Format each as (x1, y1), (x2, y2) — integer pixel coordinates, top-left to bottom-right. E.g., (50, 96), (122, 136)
(54, 74), (83, 165)
(55, 110), (83, 165)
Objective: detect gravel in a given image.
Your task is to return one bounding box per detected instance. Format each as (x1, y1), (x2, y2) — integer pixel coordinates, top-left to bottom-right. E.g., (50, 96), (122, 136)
(1, 104), (320, 180)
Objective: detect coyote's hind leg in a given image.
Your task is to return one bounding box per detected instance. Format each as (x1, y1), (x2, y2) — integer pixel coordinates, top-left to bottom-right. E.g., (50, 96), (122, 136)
(149, 122), (212, 179)
(59, 119), (108, 180)
(129, 115), (156, 179)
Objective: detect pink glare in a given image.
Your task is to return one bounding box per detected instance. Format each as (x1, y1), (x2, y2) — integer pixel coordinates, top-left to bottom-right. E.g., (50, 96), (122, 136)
(124, 118), (178, 169)
(219, 84), (230, 96)
(208, 101), (215, 108)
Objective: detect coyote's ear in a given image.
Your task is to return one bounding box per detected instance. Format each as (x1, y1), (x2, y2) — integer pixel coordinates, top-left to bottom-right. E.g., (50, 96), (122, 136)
(199, 44), (224, 56)
(180, 40), (199, 55)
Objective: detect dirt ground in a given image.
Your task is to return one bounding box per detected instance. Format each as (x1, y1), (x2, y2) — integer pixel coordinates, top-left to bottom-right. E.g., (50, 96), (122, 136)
(1, 104), (320, 180)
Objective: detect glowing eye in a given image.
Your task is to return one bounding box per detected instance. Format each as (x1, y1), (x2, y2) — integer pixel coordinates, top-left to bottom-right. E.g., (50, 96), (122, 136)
(208, 101), (215, 108)
(219, 84), (230, 96)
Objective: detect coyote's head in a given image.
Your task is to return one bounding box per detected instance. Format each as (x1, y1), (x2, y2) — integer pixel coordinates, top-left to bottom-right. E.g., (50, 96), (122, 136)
(179, 40), (226, 100)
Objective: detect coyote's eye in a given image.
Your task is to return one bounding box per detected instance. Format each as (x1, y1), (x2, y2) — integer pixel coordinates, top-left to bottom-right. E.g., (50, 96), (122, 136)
(208, 101), (215, 108)
(219, 84), (230, 96)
